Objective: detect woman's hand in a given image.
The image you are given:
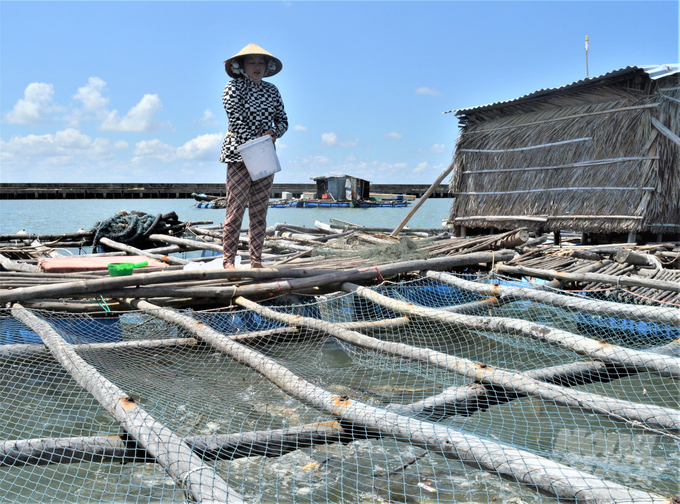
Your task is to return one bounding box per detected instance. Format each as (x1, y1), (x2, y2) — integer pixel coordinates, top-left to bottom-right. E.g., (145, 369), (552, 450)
(263, 129), (276, 144)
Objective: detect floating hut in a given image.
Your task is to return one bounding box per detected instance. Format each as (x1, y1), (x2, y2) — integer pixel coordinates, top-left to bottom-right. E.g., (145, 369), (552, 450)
(310, 174), (370, 201)
(447, 64), (680, 242)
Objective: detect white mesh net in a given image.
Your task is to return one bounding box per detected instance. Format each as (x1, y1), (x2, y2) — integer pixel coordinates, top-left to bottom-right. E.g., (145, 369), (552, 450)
(1, 273), (678, 503)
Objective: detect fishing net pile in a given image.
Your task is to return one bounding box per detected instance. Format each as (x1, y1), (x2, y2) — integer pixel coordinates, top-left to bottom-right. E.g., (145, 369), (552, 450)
(91, 211), (181, 248)
(1, 273), (678, 503)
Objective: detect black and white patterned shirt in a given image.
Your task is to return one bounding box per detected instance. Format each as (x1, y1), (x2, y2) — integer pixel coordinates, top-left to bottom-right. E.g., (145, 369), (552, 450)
(219, 76), (288, 163)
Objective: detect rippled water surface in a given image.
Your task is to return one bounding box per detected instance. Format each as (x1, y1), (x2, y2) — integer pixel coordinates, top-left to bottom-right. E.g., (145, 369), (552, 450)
(0, 197), (453, 235)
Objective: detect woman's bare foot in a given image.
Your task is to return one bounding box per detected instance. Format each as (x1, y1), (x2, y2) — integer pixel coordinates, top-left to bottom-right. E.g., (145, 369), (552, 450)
(224, 263), (236, 270)
(250, 262), (264, 269)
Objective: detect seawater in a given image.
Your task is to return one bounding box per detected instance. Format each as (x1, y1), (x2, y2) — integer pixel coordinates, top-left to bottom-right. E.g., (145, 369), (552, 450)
(0, 198), (453, 235)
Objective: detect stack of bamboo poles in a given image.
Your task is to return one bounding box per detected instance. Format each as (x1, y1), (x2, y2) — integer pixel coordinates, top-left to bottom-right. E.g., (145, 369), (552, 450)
(0, 220), (529, 311)
(0, 251), (516, 312)
(3, 217), (679, 311)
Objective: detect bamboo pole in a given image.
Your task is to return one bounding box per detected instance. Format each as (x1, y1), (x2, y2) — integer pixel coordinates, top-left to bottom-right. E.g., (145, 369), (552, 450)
(147, 234), (223, 254)
(391, 161), (454, 236)
(0, 266), (333, 304)
(461, 156), (660, 175)
(0, 254), (40, 273)
(272, 249), (313, 266)
(273, 223), (323, 235)
(614, 249), (659, 268)
(0, 337), (198, 359)
(19, 299), (127, 313)
(452, 186), (655, 196)
(314, 221), (343, 235)
(651, 116), (680, 148)
(0, 318), (409, 360)
(340, 284), (680, 379)
(496, 264), (680, 293)
(98, 237), (190, 266)
(458, 137), (591, 153)
(426, 271), (680, 327)
(401, 333), (680, 421)
(1, 421), (350, 467)
(128, 298), (669, 503)
(0, 230), (93, 242)
(0, 251), (516, 304)
(10, 304), (244, 504)
(236, 295), (680, 431)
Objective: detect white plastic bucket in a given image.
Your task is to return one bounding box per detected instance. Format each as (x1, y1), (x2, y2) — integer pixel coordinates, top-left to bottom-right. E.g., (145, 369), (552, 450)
(237, 135), (282, 181)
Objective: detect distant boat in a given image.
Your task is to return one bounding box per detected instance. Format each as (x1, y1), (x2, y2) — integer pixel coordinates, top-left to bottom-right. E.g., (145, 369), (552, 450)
(192, 192), (219, 202)
(192, 193), (226, 209)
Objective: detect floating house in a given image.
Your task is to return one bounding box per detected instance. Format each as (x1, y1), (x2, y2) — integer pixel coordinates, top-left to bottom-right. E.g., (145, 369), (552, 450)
(447, 65), (680, 242)
(311, 174), (371, 201)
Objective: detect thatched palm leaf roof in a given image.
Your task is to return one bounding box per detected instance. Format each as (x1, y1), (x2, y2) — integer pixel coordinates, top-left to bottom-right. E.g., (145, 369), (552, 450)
(448, 69), (679, 235)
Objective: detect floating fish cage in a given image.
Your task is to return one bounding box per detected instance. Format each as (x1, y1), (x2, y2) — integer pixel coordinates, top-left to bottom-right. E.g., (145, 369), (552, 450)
(268, 199), (409, 209)
(1, 274), (678, 503)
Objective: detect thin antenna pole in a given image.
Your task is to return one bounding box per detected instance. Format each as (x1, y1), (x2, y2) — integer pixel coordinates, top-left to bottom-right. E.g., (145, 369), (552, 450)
(585, 35), (589, 78)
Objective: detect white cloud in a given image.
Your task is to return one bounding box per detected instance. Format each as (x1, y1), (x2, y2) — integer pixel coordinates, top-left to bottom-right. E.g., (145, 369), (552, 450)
(100, 94), (164, 132)
(334, 159), (409, 179)
(131, 133), (222, 164)
(429, 143), (446, 153)
(413, 162), (429, 173)
(290, 155), (332, 172)
(4, 83), (55, 124)
(1, 128), (120, 158)
(415, 87), (441, 97)
(321, 132), (358, 147)
(74, 77), (109, 114)
(132, 139), (176, 163)
(321, 132), (337, 146)
(384, 131), (403, 139)
(177, 133), (223, 160)
(200, 109), (218, 127)
(300, 155), (332, 165)
(294, 125), (307, 132)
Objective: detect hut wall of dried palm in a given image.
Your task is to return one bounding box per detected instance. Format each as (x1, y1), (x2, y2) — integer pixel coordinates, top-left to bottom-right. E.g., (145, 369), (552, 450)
(448, 69), (680, 235)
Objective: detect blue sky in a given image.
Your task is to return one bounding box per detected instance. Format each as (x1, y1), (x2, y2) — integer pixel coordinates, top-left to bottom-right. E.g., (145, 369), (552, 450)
(1, 1), (677, 184)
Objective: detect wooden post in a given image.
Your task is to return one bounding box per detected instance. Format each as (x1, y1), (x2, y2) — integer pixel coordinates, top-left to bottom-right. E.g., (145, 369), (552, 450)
(390, 161), (454, 237)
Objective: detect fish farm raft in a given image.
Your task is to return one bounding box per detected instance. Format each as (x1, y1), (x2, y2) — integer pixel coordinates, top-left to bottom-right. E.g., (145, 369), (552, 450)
(1, 63), (679, 504)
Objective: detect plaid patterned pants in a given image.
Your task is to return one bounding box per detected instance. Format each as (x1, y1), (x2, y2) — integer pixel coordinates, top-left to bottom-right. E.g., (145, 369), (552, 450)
(222, 162), (274, 266)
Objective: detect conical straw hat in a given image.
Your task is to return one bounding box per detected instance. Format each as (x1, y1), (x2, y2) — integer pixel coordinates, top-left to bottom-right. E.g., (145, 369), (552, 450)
(224, 43), (282, 78)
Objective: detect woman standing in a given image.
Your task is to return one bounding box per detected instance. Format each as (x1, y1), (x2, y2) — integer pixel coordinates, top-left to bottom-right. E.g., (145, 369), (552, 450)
(220, 43), (288, 269)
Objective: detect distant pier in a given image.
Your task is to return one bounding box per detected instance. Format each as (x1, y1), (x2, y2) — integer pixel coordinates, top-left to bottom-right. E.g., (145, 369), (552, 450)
(0, 183), (451, 200)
